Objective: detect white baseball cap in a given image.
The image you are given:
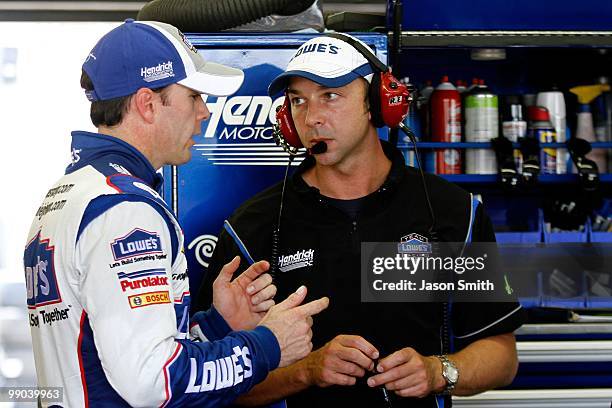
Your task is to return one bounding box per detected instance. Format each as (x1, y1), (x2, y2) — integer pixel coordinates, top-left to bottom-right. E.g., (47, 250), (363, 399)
(268, 33), (376, 96)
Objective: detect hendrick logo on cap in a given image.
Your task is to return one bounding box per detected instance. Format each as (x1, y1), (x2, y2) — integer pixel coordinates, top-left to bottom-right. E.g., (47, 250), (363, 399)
(141, 61), (174, 83)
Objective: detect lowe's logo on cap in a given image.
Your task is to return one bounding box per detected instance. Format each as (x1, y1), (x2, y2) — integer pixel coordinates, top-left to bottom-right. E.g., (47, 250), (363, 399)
(290, 42), (340, 61)
(141, 60), (174, 83)
(24, 232), (62, 309)
(111, 228), (163, 261)
(268, 34), (375, 96)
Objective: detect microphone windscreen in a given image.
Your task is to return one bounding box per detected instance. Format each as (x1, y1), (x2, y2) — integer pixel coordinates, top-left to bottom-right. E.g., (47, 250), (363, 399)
(310, 141), (328, 155)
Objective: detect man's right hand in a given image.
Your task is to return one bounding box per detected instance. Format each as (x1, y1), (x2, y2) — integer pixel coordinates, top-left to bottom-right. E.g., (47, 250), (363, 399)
(301, 335), (379, 387)
(258, 285), (329, 368)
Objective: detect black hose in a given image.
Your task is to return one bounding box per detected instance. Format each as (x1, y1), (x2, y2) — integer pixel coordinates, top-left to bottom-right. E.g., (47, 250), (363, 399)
(278, 0), (317, 16)
(137, 0), (316, 32)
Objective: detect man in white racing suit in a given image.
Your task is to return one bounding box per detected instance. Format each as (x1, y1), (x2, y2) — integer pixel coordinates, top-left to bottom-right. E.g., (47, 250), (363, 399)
(23, 19), (328, 407)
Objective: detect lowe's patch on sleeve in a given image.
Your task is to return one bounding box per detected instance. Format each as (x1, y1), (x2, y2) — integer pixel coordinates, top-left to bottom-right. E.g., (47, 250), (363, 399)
(110, 228), (163, 261)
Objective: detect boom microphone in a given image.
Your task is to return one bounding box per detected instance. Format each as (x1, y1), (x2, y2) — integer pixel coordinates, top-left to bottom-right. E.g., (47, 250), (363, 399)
(309, 141), (327, 155)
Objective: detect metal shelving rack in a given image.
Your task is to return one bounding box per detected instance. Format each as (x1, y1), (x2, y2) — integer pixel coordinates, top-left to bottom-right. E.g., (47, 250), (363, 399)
(386, 1), (612, 402)
(396, 142), (612, 184)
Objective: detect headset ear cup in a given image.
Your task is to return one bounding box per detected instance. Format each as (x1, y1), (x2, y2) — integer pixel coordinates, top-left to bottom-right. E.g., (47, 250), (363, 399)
(284, 104), (302, 148)
(369, 72), (385, 128)
(275, 96), (303, 149)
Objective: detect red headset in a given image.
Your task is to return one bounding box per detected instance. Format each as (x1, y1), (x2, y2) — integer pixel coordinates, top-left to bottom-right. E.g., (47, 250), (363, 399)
(273, 33), (411, 153)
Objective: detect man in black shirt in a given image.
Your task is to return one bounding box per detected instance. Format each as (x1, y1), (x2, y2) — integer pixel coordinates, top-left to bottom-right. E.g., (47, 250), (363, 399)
(194, 33), (524, 407)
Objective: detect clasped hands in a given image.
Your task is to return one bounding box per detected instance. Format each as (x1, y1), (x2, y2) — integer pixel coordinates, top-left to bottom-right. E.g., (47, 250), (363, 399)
(298, 334), (445, 398)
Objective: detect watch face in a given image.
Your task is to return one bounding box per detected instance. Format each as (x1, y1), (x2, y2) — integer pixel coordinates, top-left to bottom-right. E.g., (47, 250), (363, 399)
(446, 365), (459, 383)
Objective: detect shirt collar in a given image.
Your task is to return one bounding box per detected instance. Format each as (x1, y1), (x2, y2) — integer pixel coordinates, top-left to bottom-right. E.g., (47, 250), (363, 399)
(67, 131), (163, 191)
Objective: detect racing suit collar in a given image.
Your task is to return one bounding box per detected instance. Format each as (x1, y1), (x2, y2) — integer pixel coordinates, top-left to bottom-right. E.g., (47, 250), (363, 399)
(67, 131), (163, 192)
(291, 139), (406, 196)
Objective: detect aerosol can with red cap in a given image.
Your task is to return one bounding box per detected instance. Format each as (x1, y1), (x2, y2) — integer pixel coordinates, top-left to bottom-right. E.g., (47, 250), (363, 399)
(528, 106), (557, 174)
(430, 76), (462, 174)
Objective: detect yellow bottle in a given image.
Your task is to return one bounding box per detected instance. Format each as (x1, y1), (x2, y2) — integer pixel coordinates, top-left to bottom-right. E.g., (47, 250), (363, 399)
(569, 84), (610, 173)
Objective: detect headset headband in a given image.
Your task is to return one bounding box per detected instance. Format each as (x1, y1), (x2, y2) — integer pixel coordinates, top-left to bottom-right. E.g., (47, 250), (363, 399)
(324, 33), (389, 74)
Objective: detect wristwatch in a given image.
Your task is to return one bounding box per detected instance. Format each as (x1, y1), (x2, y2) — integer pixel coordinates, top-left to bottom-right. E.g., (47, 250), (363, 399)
(436, 355), (459, 395)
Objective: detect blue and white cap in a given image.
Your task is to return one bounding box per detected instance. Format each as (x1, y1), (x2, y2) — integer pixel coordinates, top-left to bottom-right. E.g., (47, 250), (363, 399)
(268, 33), (375, 96)
(83, 19), (244, 101)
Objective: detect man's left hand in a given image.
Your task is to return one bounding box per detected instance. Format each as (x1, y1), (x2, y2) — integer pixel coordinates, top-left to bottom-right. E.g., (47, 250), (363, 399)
(213, 256), (276, 331)
(367, 347), (445, 398)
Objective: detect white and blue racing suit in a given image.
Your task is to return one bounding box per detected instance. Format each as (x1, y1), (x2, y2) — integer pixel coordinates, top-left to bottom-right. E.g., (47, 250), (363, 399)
(24, 131), (280, 407)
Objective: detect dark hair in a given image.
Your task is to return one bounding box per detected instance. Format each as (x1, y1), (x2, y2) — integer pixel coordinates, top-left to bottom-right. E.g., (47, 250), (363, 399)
(80, 70), (170, 127)
(80, 70), (132, 127)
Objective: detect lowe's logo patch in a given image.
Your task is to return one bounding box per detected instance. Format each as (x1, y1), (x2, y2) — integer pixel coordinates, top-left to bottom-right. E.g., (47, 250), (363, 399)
(24, 233), (61, 309)
(291, 42), (339, 61)
(111, 228), (163, 261)
(398, 233), (432, 256)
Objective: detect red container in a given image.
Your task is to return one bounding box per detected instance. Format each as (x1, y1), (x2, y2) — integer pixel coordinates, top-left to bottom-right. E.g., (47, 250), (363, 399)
(430, 76), (462, 174)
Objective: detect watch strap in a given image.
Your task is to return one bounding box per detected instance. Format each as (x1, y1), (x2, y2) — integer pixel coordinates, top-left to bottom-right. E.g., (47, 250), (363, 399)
(435, 354), (458, 395)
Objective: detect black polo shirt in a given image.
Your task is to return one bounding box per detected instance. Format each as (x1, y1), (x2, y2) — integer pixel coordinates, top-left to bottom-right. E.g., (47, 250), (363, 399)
(194, 141), (525, 408)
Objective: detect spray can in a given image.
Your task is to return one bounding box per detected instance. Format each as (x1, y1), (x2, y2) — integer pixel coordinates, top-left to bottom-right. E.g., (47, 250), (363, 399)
(466, 78), (479, 94)
(465, 80), (499, 174)
(420, 80), (435, 102)
(528, 106), (557, 174)
(536, 90), (567, 173)
(456, 80), (467, 94)
(501, 95), (527, 172)
(430, 76), (462, 174)
(400, 77), (421, 167)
